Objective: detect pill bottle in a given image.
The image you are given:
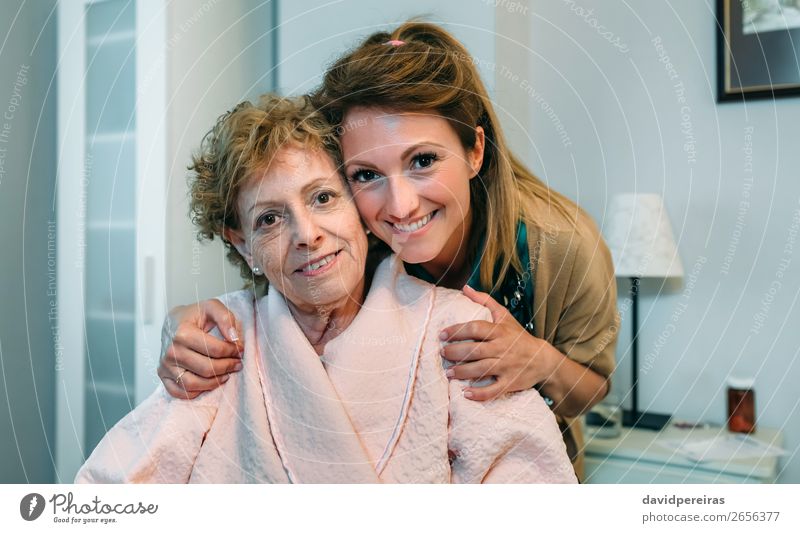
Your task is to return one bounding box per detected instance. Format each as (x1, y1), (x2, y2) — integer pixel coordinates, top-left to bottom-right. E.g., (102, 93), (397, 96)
(727, 376), (756, 434)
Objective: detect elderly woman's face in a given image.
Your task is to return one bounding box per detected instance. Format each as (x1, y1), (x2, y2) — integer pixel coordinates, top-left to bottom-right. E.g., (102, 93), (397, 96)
(227, 146), (368, 312)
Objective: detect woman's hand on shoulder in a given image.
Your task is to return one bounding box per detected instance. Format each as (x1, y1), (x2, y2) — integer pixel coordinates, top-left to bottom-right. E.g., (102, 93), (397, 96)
(157, 299), (244, 399)
(439, 286), (560, 402)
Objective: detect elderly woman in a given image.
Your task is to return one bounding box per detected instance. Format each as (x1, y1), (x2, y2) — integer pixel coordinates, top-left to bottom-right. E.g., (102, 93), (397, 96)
(75, 95), (576, 483)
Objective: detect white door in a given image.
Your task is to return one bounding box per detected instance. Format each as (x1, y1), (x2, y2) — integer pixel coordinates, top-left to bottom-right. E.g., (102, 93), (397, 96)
(56, 0), (166, 482)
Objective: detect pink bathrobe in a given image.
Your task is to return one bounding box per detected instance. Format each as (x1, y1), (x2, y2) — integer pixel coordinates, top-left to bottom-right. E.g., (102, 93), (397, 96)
(76, 255), (577, 483)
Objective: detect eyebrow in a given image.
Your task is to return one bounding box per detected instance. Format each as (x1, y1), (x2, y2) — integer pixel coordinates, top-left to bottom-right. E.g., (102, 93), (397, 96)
(345, 142), (448, 169)
(300, 175), (339, 195)
(244, 176), (339, 216)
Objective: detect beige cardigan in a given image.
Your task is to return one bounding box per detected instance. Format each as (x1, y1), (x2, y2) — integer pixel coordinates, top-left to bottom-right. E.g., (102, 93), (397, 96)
(524, 195), (620, 480)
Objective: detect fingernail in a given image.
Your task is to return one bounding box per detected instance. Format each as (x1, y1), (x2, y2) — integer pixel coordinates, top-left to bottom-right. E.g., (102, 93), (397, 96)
(439, 331), (447, 340)
(228, 328), (239, 342)
(221, 375), (230, 383)
(463, 390), (474, 399)
(234, 363), (243, 372)
(445, 369), (455, 378)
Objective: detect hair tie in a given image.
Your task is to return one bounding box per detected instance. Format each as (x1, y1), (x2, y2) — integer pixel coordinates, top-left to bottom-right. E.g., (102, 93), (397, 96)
(384, 39), (405, 46)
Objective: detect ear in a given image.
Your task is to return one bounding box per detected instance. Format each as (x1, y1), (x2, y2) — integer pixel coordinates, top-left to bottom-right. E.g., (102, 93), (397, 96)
(468, 125), (485, 178)
(223, 226), (253, 267)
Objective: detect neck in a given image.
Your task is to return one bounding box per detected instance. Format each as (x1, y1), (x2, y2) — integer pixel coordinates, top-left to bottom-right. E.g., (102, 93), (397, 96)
(286, 276), (367, 355)
(419, 209), (473, 290)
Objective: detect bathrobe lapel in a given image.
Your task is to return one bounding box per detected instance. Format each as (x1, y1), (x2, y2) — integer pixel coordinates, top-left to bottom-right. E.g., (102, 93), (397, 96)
(321, 256), (436, 476)
(254, 288), (378, 483)
(254, 256), (435, 482)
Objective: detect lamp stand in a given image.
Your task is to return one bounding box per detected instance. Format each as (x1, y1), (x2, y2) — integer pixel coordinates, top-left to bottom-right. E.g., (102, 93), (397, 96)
(622, 276), (672, 430)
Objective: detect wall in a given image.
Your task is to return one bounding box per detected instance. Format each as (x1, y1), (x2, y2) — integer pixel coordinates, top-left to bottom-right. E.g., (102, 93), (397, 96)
(164, 0), (276, 308)
(498, 0), (799, 481)
(276, 0), (496, 96)
(0, 0), (58, 483)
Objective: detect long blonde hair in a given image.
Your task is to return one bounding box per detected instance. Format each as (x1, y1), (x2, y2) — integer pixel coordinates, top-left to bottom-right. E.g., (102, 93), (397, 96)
(314, 22), (574, 291)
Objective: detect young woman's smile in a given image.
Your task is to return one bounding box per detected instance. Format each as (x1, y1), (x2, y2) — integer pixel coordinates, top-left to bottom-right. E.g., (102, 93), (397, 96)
(390, 209), (438, 234)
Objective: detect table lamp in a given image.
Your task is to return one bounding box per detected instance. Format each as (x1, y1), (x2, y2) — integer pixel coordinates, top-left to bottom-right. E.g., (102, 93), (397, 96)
(604, 194), (684, 430)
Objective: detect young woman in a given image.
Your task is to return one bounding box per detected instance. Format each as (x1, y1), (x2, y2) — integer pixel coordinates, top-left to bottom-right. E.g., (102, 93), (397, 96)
(158, 22), (618, 479)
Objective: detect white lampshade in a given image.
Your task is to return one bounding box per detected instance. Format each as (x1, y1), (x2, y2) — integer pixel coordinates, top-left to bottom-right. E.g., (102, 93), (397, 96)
(603, 193), (683, 279)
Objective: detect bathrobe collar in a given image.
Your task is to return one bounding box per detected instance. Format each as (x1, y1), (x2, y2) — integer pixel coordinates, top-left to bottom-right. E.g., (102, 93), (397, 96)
(253, 255), (435, 483)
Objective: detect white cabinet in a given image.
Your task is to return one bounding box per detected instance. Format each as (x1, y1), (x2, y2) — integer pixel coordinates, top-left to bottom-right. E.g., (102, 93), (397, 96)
(56, 0), (167, 482)
(584, 426), (783, 484)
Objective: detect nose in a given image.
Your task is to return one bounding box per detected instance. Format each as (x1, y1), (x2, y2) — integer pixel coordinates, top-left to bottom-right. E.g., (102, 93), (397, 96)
(384, 175), (420, 221)
(292, 210), (324, 250)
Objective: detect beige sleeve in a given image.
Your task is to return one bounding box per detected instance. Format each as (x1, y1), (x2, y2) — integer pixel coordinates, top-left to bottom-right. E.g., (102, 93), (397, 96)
(553, 228), (619, 380)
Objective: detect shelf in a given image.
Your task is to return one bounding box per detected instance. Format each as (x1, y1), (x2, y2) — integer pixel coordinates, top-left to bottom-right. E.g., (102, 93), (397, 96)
(86, 309), (135, 322)
(86, 130), (135, 144)
(86, 29), (136, 48)
(85, 379), (134, 397)
(87, 220), (135, 231)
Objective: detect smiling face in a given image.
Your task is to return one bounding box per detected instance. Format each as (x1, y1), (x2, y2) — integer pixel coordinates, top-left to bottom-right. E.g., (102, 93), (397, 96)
(225, 145), (368, 313)
(339, 107), (484, 274)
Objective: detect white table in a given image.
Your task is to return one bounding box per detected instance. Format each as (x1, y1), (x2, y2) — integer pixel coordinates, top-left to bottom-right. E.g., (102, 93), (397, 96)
(583, 425), (783, 483)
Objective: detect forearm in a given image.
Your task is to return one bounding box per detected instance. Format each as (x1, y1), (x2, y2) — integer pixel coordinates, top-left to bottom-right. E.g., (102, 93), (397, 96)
(536, 342), (609, 418)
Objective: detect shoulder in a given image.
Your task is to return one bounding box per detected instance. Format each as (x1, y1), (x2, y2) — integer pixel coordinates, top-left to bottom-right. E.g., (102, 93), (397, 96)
(385, 255), (492, 327)
(213, 289), (257, 318)
(525, 195), (613, 280)
(430, 286), (492, 328)
(526, 194), (604, 251)
(120, 384), (221, 428)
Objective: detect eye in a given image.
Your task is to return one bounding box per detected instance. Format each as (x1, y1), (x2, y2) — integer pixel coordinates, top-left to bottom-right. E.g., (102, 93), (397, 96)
(316, 192), (332, 204)
(256, 212), (279, 228)
(348, 168), (381, 183)
(411, 152), (439, 170)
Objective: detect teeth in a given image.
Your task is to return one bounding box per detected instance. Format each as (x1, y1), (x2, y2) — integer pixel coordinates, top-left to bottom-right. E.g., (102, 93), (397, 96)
(302, 253), (337, 273)
(394, 212), (433, 233)
(305, 255), (334, 273)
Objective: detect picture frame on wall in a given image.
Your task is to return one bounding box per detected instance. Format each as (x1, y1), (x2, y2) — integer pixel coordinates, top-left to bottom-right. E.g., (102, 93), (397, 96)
(717, 0), (800, 101)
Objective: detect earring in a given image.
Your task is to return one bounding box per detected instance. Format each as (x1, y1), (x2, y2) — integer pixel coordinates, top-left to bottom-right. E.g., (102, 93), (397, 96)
(252, 266), (262, 276)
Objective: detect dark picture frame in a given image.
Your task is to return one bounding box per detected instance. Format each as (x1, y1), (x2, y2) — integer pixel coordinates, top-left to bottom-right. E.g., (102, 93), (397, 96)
(717, 0), (800, 101)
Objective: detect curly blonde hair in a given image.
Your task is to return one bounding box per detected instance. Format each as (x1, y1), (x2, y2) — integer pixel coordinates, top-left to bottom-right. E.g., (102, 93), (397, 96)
(188, 94), (341, 285)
